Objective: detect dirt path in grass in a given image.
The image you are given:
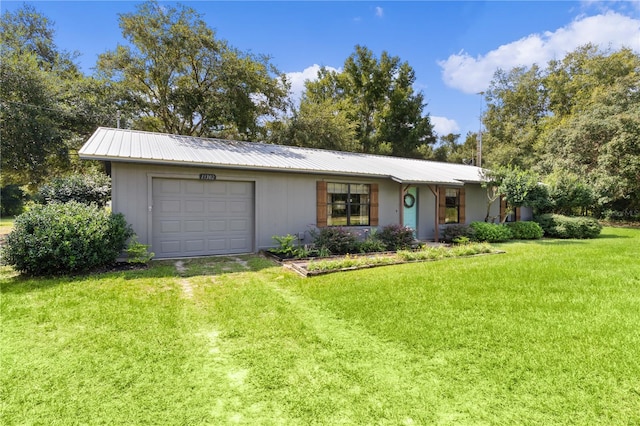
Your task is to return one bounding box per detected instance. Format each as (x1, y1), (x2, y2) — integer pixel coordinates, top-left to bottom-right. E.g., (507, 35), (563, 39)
(174, 261), (194, 299)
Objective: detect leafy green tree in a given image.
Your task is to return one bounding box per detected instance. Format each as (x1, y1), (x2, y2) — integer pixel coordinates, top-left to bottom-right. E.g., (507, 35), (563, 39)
(482, 65), (546, 169)
(0, 5), (75, 187)
(0, 52), (63, 186)
(432, 133), (460, 162)
(483, 166), (548, 222)
(544, 171), (595, 216)
(431, 132), (479, 164)
(1, 5), (117, 188)
(482, 44), (640, 215)
(268, 100), (360, 151)
(303, 45), (435, 157)
(539, 51), (640, 212)
(0, 3), (76, 73)
(96, 1), (288, 141)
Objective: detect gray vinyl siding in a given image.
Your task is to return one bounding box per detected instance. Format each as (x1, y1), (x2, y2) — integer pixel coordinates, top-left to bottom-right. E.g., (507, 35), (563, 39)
(111, 163), (400, 253)
(464, 184), (498, 224)
(111, 162), (500, 255)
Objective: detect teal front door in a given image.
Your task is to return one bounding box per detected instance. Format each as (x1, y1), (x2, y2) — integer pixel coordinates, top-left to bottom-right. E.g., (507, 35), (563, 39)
(403, 187), (417, 236)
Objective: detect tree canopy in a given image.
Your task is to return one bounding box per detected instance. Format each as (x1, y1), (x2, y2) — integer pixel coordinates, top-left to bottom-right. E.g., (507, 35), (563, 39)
(0, 5), (112, 187)
(482, 44), (640, 213)
(288, 45), (436, 157)
(96, 1), (289, 141)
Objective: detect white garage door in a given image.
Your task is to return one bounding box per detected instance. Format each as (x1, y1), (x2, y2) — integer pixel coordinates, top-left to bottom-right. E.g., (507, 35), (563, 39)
(152, 178), (254, 258)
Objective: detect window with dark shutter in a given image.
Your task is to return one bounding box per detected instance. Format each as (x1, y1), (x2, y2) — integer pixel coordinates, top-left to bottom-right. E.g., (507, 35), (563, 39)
(317, 181), (377, 227)
(439, 187), (465, 224)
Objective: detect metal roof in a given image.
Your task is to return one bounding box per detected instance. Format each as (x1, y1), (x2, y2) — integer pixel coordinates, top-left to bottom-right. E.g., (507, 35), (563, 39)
(79, 127), (486, 185)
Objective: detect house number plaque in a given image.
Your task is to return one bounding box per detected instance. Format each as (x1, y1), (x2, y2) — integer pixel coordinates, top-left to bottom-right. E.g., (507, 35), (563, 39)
(199, 173), (217, 181)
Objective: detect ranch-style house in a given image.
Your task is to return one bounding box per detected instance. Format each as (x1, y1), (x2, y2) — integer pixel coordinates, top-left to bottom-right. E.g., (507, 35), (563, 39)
(79, 127), (526, 259)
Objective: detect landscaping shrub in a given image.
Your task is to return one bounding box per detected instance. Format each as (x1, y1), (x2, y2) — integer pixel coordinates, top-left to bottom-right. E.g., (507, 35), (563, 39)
(37, 172), (111, 207)
(506, 221), (544, 240)
(534, 214), (602, 239)
(1, 202), (133, 275)
(311, 227), (359, 255)
(441, 224), (476, 243)
(377, 224), (415, 251)
(358, 232), (387, 253)
(125, 235), (155, 264)
(469, 221), (513, 242)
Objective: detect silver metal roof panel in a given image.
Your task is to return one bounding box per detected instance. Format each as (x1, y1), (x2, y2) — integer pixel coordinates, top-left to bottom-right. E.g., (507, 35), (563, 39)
(79, 127), (485, 185)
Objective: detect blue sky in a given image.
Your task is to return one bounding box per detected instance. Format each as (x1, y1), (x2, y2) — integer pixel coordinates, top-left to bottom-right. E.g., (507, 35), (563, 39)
(3, 1), (639, 140)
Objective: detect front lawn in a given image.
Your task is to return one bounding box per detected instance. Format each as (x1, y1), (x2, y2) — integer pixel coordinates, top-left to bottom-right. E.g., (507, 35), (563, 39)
(2, 227), (639, 424)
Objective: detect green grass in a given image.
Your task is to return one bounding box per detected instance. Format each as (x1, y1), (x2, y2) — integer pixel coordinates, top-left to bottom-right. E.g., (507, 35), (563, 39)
(2, 228), (640, 424)
(0, 216), (14, 234)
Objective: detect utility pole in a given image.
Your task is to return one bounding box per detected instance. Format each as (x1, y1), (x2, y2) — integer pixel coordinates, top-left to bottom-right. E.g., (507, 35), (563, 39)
(476, 92), (484, 167)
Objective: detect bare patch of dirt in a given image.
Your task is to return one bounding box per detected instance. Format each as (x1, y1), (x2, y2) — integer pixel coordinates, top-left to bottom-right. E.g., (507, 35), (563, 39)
(175, 261), (194, 299)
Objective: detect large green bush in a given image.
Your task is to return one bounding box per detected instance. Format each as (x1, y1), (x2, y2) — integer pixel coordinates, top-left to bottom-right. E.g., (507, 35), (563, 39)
(535, 214), (602, 239)
(506, 221), (544, 240)
(469, 222), (513, 243)
(37, 172), (111, 207)
(1, 202), (133, 275)
(377, 224), (415, 251)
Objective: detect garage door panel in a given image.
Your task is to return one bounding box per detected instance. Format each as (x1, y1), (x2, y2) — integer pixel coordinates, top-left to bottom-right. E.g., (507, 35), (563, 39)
(159, 180), (181, 193)
(185, 181), (205, 194)
(152, 178), (253, 258)
(208, 239), (226, 251)
(230, 237), (250, 250)
(229, 182), (249, 195)
(207, 183), (228, 195)
(208, 220), (226, 232)
(185, 200), (205, 213)
(184, 239), (205, 252)
(208, 201), (226, 213)
(159, 200), (181, 213)
(160, 220), (181, 233)
(159, 240), (181, 253)
(185, 220), (205, 232)
(230, 200), (249, 213)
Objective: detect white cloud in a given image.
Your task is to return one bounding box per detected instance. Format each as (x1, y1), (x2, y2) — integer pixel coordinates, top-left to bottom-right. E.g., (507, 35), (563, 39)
(438, 11), (640, 94)
(285, 64), (340, 105)
(431, 116), (460, 136)
(375, 6), (384, 18)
